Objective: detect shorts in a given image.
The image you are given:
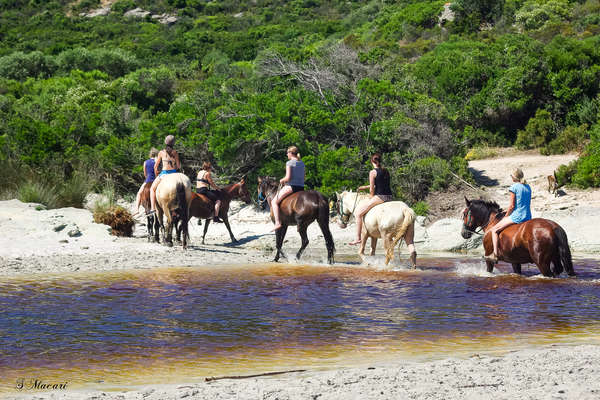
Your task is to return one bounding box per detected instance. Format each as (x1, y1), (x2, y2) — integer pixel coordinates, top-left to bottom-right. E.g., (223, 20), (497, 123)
(376, 194), (393, 202)
(290, 185), (304, 193)
(159, 169), (177, 176)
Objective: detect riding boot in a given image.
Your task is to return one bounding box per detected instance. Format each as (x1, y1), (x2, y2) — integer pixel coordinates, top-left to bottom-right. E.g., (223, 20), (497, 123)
(213, 216), (223, 223)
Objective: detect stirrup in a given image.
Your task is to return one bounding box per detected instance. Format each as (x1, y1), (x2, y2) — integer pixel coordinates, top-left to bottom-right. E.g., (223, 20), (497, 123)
(146, 209), (156, 216)
(213, 216), (223, 223)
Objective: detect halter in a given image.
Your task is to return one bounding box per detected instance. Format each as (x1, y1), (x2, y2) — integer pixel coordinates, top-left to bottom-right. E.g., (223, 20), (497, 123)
(337, 192), (360, 225)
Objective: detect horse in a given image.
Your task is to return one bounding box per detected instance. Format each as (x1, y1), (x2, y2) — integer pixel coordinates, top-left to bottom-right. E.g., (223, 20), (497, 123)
(176, 178), (252, 244)
(461, 197), (575, 277)
(257, 177), (335, 264)
(138, 183), (158, 242)
(336, 191), (417, 267)
(154, 173), (193, 248)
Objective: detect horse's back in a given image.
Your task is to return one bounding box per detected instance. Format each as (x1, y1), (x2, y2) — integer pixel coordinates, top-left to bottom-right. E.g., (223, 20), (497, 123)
(365, 201), (414, 231)
(156, 173), (192, 208)
(280, 190), (328, 223)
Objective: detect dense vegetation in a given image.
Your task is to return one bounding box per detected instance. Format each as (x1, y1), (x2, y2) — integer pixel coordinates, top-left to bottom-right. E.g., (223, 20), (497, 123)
(1, 0), (599, 208)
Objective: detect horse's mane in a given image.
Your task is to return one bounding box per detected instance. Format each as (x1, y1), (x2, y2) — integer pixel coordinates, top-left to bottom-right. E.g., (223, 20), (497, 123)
(470, 198), (506, 221)
(259, 177), (279, 194)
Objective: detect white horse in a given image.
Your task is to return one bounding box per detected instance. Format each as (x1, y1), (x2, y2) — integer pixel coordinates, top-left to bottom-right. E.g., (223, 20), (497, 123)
(155, 173), (192, 248)
(335, 191), (417, 267)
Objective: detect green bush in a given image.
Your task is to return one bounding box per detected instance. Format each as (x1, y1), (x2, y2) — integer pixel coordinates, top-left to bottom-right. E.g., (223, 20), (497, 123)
(412, 201), (429, 217)
(393, 156), (453, 203)
(541, 124), (588, 155)
(17, 180), (59, 209)
(554, 160), (578, 187)
(111, 0), (136, 14)
(57, 173), (94, 208)
(515, 109), (557, 149)
(572, 141), (600, 188)
(0, 51), (56, 80)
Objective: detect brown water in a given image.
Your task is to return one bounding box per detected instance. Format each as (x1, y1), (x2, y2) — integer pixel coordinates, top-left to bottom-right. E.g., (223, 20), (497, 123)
(1, 256), (600, 393)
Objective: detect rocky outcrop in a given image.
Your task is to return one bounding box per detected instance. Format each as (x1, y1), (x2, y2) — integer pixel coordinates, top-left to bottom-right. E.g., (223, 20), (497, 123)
(80, 6), (110, 17)
(78, 6), (178, 24)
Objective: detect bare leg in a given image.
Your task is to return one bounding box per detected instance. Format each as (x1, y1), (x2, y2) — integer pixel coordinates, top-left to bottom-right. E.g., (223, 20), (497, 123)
(350, 197), (383, 245)
(149, 177), (161, 213)
(134, 182), (145, 214)
(489, 216), (515, 260)
(271, 186), (292, 231)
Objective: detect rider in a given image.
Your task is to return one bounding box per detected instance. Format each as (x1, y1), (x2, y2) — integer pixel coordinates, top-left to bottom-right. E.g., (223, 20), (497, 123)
(197, 161), (223, 223)
(271, 145), (305, 231)
(349, 153), (393, 245)
(148, 135), (181, 215)
(486, 168), (532, 263)
(133, 147), (158, 215)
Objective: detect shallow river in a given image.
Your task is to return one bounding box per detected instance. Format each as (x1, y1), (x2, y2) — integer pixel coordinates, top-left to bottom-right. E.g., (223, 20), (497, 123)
(1, 256), (599, 392)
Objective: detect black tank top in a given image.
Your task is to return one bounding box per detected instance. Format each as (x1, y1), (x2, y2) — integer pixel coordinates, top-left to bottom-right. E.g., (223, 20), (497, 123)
(374, 168), (392, 196)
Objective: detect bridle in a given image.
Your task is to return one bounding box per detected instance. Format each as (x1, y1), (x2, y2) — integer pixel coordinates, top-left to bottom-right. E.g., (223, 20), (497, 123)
(337, 192), (359, 225)
(462, 207), (485, 236)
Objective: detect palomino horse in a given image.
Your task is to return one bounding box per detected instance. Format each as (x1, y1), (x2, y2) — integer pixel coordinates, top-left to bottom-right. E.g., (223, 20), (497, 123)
(461, 197), (575, 277)
(154, 173), (192, 248)
(336, 191), (417, 267)
(138, 183), (157, 242)
(258, 177), (335, 264)
(176, 178), (252, 244)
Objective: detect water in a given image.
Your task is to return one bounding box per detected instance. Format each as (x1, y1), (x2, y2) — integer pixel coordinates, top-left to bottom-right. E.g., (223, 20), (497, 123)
(1, 256), (600, 392)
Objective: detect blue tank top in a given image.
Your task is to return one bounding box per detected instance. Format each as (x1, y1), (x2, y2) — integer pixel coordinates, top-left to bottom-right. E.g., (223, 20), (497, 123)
(509, 182), (532, 223)
(144, 158), (156, 183)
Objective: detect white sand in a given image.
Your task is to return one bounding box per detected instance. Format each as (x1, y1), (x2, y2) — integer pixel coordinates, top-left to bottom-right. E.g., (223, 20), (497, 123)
(2, 151), (600, 400)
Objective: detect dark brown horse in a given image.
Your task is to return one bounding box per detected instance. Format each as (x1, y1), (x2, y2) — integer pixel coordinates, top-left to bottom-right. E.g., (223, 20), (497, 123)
(461, 197), (575, 277)
(138, 183), (158, 242)
(177, 178), (252, 244)
(258, 177), (335, 264)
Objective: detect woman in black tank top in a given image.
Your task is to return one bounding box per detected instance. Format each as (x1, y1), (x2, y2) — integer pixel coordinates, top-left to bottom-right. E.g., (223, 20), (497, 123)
(349, 153), (393, 245)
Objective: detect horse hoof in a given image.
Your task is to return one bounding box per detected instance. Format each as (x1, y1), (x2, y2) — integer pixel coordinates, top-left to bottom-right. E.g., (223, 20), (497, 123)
(165, 242), (173, 247)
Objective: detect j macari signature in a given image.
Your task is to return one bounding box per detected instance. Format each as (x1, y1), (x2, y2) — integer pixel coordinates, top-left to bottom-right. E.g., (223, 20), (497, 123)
(16, 378), (68, 390)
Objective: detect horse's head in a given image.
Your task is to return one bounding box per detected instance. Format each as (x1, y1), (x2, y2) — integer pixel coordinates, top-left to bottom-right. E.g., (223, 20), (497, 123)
(335, 191), (354, 229)
(234, 177), (252, 204)
(461, 197), (502, 238)
(257, 176), (278, 200)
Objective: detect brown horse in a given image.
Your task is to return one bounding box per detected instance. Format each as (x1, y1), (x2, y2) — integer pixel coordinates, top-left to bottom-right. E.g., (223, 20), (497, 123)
(461, 197), (575, 277)
(154, 173), (192, 248)
(177, 178), (252, 244)
(138, 183), (158, 242)
(258, 177), (335, 264)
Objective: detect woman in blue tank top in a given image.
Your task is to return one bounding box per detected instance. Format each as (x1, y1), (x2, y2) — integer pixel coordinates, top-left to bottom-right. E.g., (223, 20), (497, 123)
(349, 153), (393, 245)
(486, 168), (532, 263)
(132, 147), (158, 215)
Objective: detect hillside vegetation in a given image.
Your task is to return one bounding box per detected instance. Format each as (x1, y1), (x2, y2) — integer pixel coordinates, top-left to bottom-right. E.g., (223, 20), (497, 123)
(1, 0), (599, 208)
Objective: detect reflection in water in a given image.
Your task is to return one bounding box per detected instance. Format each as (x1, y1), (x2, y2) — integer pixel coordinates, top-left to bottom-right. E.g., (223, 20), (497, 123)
(1, 257), (599, 392)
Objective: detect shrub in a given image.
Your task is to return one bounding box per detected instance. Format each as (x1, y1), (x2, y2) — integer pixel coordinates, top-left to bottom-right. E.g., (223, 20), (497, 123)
(57, 173), (93, 208)
(464, 145), (499, 161)
(412, 201), (429, 216)
(111, 0), (136, 14)
(393, 156), (453, 203)
(554, 160), (578, 187)
(515, 109), (557, 149)
(571, 141), (600, 188)
(0, 51), (56, 80)
(93, 205), (134, 236)
(541, 124), (589, 155)
(17, 180), (59, 209)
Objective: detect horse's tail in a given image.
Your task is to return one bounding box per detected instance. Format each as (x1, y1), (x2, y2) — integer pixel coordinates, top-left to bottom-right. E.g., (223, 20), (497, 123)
(386, 207), (416, 263)
(176, 182), (189, 246)
(554, 225), (575, 276)
(318, 194), (335, 264)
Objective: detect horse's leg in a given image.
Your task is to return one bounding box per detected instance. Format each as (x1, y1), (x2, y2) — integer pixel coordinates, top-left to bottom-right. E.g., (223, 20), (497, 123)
(383, 233), (394, 265)
(530, 246), (555, 277)
(274, 225), (288, 262)
(174, 215), (182, 245)
(164, 212), (174, 247)
(485, 260), (495, 273)
(370, 237), (377, 256)
(223, 216), (238, 243)
(316, 212), (335, 264)
(358, 233), (368, 263)
(295, 222), (310, 261)
(147, 215), (153, 242)
(202, 219), (210, 245)
(511, 263), (522, 274)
